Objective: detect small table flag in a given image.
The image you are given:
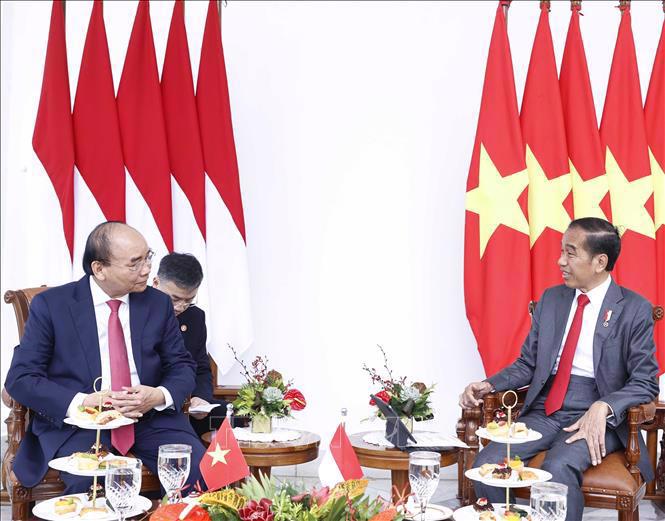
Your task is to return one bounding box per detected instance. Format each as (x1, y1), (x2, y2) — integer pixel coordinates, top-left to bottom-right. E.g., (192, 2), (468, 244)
(200, 417), (249, 490)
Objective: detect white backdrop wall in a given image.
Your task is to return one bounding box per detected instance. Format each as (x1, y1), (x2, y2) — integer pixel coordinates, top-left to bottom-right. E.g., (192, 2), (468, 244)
(1, 1), (663, 473)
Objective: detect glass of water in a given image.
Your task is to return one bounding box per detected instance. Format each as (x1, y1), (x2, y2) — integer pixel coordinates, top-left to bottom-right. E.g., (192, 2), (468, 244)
(408, 451), (440, 521)
(158, 444), (191, 503)
(530, 481), (568, 521)
(105, 458), (142, 521)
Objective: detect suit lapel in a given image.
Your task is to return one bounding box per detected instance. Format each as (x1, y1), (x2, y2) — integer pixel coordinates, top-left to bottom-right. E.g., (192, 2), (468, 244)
(549, 286), (576, 370)
(129, 292), (147, 377)
(69, 277), (102, 384)
(593, 280), (624, 372)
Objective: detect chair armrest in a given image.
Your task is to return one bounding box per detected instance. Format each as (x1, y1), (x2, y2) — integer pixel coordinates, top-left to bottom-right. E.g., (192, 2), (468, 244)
(2, 390), (28, 492)
(624, 400), (656, 482)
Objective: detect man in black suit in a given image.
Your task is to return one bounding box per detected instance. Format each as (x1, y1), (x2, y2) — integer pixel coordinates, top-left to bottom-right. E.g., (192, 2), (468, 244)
(153, 253), (228, 436)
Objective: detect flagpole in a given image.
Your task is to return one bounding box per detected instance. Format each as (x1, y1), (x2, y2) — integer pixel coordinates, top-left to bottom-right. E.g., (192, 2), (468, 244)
(341, 407), (348, 428)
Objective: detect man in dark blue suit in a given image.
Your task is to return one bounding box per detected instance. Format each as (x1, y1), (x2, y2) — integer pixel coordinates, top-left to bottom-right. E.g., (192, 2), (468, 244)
(152, 253), (229, 437)
(459, 217), (659, 521)
(5, 222), (206, 493)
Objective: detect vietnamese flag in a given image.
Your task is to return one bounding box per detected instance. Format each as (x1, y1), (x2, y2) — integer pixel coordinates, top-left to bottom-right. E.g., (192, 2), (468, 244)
(521, 2), (572, 301)
(464, 1), (531, 376)
(200, 418), (249, 490)
(645, 12), (665, 372)
(600, 3), (657, 331)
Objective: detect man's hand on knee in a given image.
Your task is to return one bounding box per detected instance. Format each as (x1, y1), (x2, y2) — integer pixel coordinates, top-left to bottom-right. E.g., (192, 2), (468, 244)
(563, 401), (610, 466)
(459, 381), (493, 409)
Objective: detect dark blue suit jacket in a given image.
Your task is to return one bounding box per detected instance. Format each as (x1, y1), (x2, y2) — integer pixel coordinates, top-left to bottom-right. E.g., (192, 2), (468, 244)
(5, 276), (196, 487)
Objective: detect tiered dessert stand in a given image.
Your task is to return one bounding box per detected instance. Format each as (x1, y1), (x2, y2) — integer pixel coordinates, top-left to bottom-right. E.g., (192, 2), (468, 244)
(454, 390), (551, 521)
(33, 377), (151, 520)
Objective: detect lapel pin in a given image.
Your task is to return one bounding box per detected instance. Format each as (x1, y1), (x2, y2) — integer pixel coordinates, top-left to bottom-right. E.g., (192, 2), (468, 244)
(602, 309), (612, 328)
(180, 324), (188, 332)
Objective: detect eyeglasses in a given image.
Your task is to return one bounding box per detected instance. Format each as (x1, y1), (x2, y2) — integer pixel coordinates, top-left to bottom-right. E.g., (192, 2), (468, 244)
(106, 249), (155, 272)
(171, 294), (197, 310)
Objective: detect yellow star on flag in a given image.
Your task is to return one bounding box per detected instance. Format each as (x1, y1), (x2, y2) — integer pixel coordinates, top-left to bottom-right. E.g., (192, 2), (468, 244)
(206, 443), (231, 466)
(569, 160), (609, 221)
(605, 147), (655, 239)
(525, 145), (572, 247)
(650, 148), (665, 232)
(465, 143), (529, 257)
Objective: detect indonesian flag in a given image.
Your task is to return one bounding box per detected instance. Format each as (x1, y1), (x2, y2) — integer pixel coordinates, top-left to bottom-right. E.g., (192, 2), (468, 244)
(560, 1), (610, 222)
(464, 1), (531, 376)
(600, 3), (657, 327)
(72, 0), (125, 275)
(200, 417), (249, 490)
(117, 0), (173, 261)
(32, 0), (75, 262)
(521, 2), (572, 301)
(645, 13), (665, 373)
(318, 423), (363, 488)
(161, 0), (210, 311)
(197, 0), (253, 374)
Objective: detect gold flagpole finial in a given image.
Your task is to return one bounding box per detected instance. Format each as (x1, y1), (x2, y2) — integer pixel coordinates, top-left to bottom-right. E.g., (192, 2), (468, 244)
(571, 0), (582, 11)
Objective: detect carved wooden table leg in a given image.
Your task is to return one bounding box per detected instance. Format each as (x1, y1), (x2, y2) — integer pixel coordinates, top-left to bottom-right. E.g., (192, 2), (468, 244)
(391, 469), (410, 503)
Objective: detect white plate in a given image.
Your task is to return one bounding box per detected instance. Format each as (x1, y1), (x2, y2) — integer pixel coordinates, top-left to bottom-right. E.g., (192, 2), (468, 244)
(465, 466), (551, 488)
(454, 503), (532, 521)
(188, 403), (218, 414)
(64, 416), (134, 430)
(32, 494), (152, 520)
(48, 456), (134, 477)
(475, 428), (542, 444)
(399, 503), (453, 520)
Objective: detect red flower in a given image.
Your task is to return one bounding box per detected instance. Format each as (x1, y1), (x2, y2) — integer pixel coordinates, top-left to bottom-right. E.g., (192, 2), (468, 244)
(284, 389), (307, 411)
(369, 390), (391, 406)
(238, 499), (274, 521)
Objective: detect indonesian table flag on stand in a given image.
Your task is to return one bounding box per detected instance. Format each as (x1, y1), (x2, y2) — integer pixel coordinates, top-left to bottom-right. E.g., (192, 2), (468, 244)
(560, 1), (610, 223)
(72, 0), (125, 274)
(318, 423), (363, 488)
(645, 9), (665, 373)
(33, 0), (75, 263)
(600, 2), (657, 329)
(521, 1), (572, 301)
(161, 0), (210, 312)
(200, 417), (249, 490)
(464, 1), (531, 376)
(197, 0), (253, 373)
(117, 0), (173, 261)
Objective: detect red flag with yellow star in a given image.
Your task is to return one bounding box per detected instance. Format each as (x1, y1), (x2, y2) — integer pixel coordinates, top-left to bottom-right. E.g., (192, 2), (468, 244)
(521, 1), (572, 301)
(645, 11), (665, 372)
(600, 3), (657, 325)
(560, 1), (610, 223)
(200, 418), (249, 490)
(465, 1), (531, 376)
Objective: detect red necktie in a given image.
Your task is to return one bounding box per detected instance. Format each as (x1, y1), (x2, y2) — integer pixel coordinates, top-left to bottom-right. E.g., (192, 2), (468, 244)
(107, 299), (135, 454)
(545, 293), (591, 416)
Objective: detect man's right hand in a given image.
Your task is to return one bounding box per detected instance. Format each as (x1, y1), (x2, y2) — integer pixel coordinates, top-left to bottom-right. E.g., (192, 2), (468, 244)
(459, 381), (493, 409)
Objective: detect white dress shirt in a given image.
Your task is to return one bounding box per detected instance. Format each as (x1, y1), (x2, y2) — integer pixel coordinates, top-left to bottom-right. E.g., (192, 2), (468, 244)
(66, 278), (173, 417)
(552, 275), (612, 378)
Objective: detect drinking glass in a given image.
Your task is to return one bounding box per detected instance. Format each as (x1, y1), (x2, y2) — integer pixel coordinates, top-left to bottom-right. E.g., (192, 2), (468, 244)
(408, 451), (440, 521)
(530, 481), (568, 521)
(157, 444), (191, 503)
(105, 458), (142, 521)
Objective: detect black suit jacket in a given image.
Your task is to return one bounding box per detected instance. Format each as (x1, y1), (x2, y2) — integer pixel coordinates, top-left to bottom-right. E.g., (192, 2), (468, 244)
(177, 306), (214, 403)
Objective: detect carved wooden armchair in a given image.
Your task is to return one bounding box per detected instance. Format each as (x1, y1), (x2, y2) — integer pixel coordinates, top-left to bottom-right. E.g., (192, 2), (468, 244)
(456, 389), (656, 521)
(2, 287), (160, 521)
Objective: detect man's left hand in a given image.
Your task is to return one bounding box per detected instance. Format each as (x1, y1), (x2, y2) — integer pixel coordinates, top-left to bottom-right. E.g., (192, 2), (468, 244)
(110, 385), (165, 418)
(563, 401), (610, 466)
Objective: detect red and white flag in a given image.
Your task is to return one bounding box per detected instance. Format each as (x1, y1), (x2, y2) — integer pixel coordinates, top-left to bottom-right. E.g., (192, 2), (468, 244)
(318, 423), (363, 487)
(117, 0), (173, 261)
(521, 2), (572, 301)
(645, 11), (665, 373)
(200, 418), (250, 490)
(464, 1), (531, 376)
(72, 0), (125, 275)
(197, 0), (252, 373)
(600, 3), (657, 322)
(33, 0), (75, 263)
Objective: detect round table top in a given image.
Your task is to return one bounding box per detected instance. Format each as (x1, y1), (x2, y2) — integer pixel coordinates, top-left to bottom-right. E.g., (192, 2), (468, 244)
(349, 431), (458, 471)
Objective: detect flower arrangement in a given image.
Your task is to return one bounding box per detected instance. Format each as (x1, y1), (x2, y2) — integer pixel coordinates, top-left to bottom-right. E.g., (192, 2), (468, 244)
(150, 475), (404, 521)
(363, 346), (434, 426)
(230, 346), (306, 433)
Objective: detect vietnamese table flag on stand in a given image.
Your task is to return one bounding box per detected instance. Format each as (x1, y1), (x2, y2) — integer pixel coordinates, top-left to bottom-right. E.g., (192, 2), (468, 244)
(521, 1), (572, 301)
(560, 1), (611, 223)
(645, 7), (665, 373)
(464, 0), (531, 376)
(33, 0), (75, 262)
(200, 418), (249, 490)
(318, 423), (363, 488)
(600, 2), (657, 326)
